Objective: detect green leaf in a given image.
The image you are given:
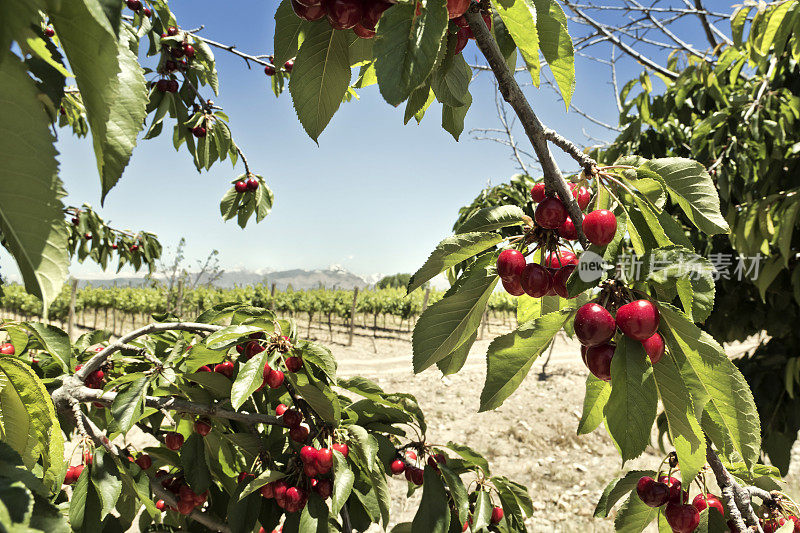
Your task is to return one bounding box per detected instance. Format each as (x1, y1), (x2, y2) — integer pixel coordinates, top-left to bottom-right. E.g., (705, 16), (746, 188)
(578, 374), (611, 435)
(22, 323), (70, 372)
(90, 450), (122, 520)
(411, 466), (450, 533)
(404, 82), (434, 124)
(0, 355), (64, 491)
(640, 246), (715, 322)
(348, 425), (378, 472)
(441, 91), (471, 141)
(614, 491), (658, 532)
(331, 450), (354, 515)
(205, 324), (261, 350)
(431, 52), (471, 107)
(284, 368), (340, 424)
(0, 51), (69, 315)
(407, 231), (503, 293)
(110, 376), (149, 433)
(435, 331), (476, 376)
(480, 308), (574, 411)
(240, 469), (285, 499)
(299, 492), (329, 532)
(533, 0), (575, 107)
(444, 442), (490, 475)
(491, 0), (540, 84)
(593, 470), (654, 518)
(289, 21), (351, 142)
(374, 0), (449, 106)
(230, 348), (269, 410)
(659, 305), (761, 471)
(412, 254), (498, 373)
(640, 158), (729, 235)
(50, 1), (147, 201)
(455, 205), (527, 234)
(227, 491), (261, 533)
(274, 0), (309, 67)
(181, 433), (212, 493)
(604, 337), (657, 462)
(439, 464), (469, 524)
(472, 490), (492, 530)
(651, 351), (706, 484)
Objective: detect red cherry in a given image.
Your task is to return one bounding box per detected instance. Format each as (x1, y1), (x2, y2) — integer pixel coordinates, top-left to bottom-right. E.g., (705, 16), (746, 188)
(170, 46), (184, 58)
(177, 498), (194, 515)
(213, 361), (235, 378)
(641, 333), (665, 364)
(63, 466), (77, 485)
(636, 476), (669, 507)
(167, 26), (179, 36)
(314, 478), (333, 499)
(234, 180), (248, 193)
(574, 303), (616, 346)
(126, 0), (142, 11)
(558, 217), (578, 240)
(570, 185), (592, 211)
(453, 15), (469, 28)
(616, 300), (660, 342)
(658, 476), (688, 504)
(191, 125), (206, 138)
(447, 0), (470, 18)
(290, 424), (310, 443)
(143, 7), (152, 16)
(194, 419), (212, 436)
(332, 443), (349, 457)
(246, 177), (260, 191)
(284, 59), (294, 72)
(265, 368), (283, 389)
(692, 493), (723, 516)
(285, 487), (302, 507)
(585, 343), (615, 381)
(196, 365), (211, 373)
(361, 0), (391, 28)
(163, 60), (177, 72)
(410, 467), (424, 485)
(322, 0), (364, 29)
(316, 448), (333, 473)
(300, 446), (318, 464)
(155, 499), (166, 511)
(544, 250), (577, 269)
(535, 197), (568, 229)
(283, 409), (303, 428)
(44, 27), (55, 37)
(501, 276), (525, 296)
(665, 503), (700, 533)
(405, 450), (417, 461)
(165, 432), (184, 450)
(530, 183), (546, 203)
(260, 482), (275, 499)
(73, 464), (85, 479)
(519, 263), (551, 298)
(353, 23), (376, 39)
(183, 44), (195, 58)
(497, 249), (526, 281)
(285, 356), (303, 372)
(390, 460), (406, 475)
(454, 27), (469, 54)
(135, 454), (152, 470)
(490, 506), (504, 524)
(237, 471), (253, 483)
(0, 343), (15, 355)
(303, 462), (319, 477)
(275, 403), (288, 416)
(291, 0), (326, 20)
(583, 209), (617, 246)
(552, 265), (576, 299)
(167, 79), (179, 93)
(264, 64), (276, 76)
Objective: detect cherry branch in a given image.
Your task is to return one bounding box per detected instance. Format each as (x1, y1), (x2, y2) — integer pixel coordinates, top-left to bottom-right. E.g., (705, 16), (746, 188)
(705, 443), (764, 533)
(72, 386), (286, 427)
(686, 0), (733, 47)
(465, 6), (592, 246)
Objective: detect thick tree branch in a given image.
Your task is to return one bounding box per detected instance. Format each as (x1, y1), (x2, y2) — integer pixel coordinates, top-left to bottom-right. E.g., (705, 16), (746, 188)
(706, 443), (764, 533)
(465, 7), (591, 247)
(73, 386), (286, 427)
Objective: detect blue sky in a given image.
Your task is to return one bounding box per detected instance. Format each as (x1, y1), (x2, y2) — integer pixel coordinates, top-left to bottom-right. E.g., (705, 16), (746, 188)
(1, 1), (736, 282)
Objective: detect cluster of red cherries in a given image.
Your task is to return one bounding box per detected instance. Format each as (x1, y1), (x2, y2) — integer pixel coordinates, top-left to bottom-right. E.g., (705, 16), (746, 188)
(637, 475), (722, 533)
(574, 299), (663, 381)
(125, 0), (152, 17)
(234, 176), (262, 193)
(289, 0), (391, 39)
(762, 515), (800, 533)
(388, 449), (427, 485)
(154, 26), (195, 92)
(62, 451), (94, 486)
(158, 472), (209, 515)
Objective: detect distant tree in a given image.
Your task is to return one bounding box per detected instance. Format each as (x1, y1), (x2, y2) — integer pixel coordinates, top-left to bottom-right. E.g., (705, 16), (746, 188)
(376, 273), (412, 289)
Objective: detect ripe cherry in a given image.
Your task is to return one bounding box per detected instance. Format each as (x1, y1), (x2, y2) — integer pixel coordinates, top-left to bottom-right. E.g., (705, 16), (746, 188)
(234, 180), (248, 193)
(284, 59), (294, 72)
(290, 423), (310, 442)
(692, 493), (723, 516)
(558, 217), (578, 240)
(583, 209), (617, 246)
(409, 467), (424, 485)
(322, 0), (363, 30)
(641, 332), (665, 364)
(260, 482), (275, 499)
(191, 125), (206, 138)
(183, 44), (195, 58)
(143, 7), (152, 16)
(283, 409), (302, 429)
(390, 459), (406, 475)
(545, 250), (577, 269)
(658, 476), (688, 504)
(490, 506), (504, 524)
(535, 197), (568, 229)
(213, 361), (235, 378)
(332, 443), (349, 457)
(571, 185), (592, 211)
(63, 466), (77, 485)
(44, 27), (55, 37)
(291, 0), (326, 20)
(0, 343), (15, 355)
(665, 503), (700, 533)
(156, 79), (170, 92)
(126, 0), (142, 11)
(135, 454), (152, 470)
(497, 249), (526, 281)
(314, 478), (333, 499)
(300, 446), (318, 464)
(155, 499), (166, 511)
(167, 79), (179, 92)
(167, 26), (179, 36)
(170, 46), (184, 58)
(353, 23), (376, 39)
(501, 276), (525, 296)
(530, 183), (546, 203)
(585, 343), (615, 381)
(285, 356), (303, 372)
(361, 0), (391, 28)
(164, 432), (184, 450)
(163, 60), (178, 72)
(194, 419), (212, 436)
(275, 403), (288, 416)
(316, 448), (333, 472)
(246, 177), (260, 191)
(520, 263), (551, 298)
(177, 499), (194, 515)
(552, 265), (576, 299)
(264, 64), (276, 76)
(636, 476), (669, 507)
(454, 27), (469, 54)
(616, 300), (660, 342)
(447, 0), (470, 18)
(266, 368), (285, 388)
(574, 303), (616, 346)
(246, 340), (265, 358)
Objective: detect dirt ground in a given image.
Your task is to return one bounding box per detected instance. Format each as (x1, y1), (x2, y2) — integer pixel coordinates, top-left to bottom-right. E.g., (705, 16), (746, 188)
(55, 316), (799, 532)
